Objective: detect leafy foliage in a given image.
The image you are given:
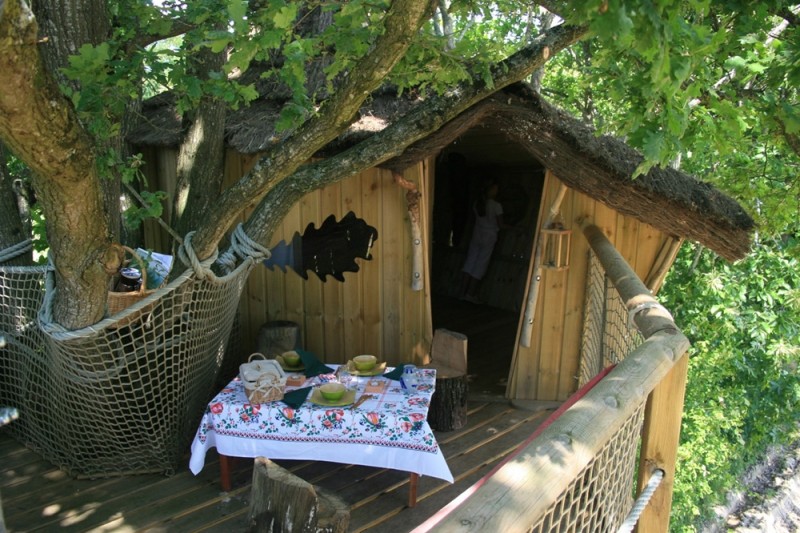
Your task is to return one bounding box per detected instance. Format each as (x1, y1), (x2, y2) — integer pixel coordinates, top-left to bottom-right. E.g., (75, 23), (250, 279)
(660, 238), (800, 529)
(542, 2), (800, 235)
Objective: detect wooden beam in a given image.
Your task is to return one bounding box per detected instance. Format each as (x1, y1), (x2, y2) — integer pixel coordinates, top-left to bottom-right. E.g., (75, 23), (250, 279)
(635, 351), (690, 533)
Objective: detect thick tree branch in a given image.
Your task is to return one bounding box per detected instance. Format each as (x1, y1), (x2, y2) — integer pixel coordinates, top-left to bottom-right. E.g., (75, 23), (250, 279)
(0, 0), (115, 328)
(191, 0), (435, 258)
(240, 22), (588, 245)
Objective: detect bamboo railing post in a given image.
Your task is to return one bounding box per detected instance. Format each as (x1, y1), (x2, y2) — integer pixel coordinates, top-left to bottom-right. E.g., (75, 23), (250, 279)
(420, 223), (690, 532)
(582, 224), (679, 339)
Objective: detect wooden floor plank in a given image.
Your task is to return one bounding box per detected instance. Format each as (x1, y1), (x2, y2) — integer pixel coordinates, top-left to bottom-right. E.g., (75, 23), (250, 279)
(344, 409), (551, 530)
(0, 294), (552, 533)
(0, 402), (552, 533)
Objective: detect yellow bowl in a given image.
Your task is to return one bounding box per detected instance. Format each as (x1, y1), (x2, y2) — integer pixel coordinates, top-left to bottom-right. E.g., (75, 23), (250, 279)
(320, 382), (346, 401)
(353, 355), (377, 371)
(282, 350), (301, 367)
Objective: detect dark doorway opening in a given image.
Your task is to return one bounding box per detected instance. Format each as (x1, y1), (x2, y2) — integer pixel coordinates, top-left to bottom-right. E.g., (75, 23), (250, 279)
(430, 129), (546, 399)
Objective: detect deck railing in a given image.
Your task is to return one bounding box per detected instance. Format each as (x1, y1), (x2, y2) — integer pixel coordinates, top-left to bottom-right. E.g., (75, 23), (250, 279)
(417, 225), (690, 533)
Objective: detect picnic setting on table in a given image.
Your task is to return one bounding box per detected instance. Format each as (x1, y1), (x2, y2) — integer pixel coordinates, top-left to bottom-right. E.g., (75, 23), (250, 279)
(189, 349), (454, 506)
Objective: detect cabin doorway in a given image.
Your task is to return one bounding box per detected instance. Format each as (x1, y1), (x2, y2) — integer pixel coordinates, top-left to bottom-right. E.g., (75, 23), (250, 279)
(429, 131), (545, 398)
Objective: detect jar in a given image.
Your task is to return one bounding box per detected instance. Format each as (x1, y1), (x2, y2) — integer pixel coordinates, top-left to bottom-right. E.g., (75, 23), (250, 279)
(401, 364), (418, 390)
(116, 267), (142, 292)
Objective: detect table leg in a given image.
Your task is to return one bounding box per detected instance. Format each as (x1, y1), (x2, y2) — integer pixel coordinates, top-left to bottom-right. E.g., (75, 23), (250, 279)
(408, 472), (419, 507)
(220, 454), (233, 492)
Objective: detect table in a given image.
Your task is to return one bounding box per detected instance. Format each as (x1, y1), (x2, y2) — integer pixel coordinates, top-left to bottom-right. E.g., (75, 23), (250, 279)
(189, 366), (453, 506)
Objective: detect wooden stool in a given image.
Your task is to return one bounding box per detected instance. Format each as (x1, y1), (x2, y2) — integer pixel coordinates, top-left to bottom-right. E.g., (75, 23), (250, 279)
(256, 320), (300, 355)
(249, 457), (350, 532)
(424, 328), (468, 431)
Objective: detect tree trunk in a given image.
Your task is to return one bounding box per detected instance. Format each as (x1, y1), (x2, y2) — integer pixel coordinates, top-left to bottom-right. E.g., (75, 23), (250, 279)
(172, 40), (228, 244)
(0, 0), (116, 329)
(248, 457), (350, 533)
(35, 0), (125, 244)
(190, 0), (436, 259)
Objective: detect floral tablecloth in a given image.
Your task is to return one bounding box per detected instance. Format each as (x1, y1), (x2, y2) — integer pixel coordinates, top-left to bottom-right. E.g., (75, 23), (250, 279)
(189, 366), (453, 482)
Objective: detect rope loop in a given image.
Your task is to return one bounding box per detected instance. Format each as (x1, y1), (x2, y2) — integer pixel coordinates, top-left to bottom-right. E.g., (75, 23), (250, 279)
(217, 224), (271, 272)
(178, 231), (218, 280)
(0, 239), (33, 263)
(628, 301), (674, 330)
(231, 224), (271, 259)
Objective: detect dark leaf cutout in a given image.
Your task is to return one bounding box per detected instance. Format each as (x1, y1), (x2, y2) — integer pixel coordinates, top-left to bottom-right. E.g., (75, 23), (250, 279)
(263, 211), (378, 282)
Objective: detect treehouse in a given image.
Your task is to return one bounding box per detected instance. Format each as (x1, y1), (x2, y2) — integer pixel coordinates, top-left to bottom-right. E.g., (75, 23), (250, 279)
(129, 83), (751, 400)
(122, 82), (755, 529)
(0, 82), (753, 531)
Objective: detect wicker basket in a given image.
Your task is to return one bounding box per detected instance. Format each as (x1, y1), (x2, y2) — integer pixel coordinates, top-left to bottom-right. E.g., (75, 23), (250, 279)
(107, 246), (154, 321)
(240, 353), (286, 403)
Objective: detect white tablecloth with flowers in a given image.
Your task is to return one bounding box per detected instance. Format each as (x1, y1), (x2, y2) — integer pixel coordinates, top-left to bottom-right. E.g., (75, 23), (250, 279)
(189, 366), (453, 482)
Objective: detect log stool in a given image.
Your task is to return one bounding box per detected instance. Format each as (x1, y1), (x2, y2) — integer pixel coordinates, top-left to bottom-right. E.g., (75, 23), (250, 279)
(256, 320), (300, 355)
(424, 328), (468, 431)
(249, 457), (350, 533)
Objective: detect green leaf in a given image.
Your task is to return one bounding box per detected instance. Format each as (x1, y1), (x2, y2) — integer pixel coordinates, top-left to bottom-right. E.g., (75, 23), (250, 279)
(724, 55), (748, 70)
(273, 5), (298, 30)
(228, 0), (248, 33)
(642, 129), (666, 162)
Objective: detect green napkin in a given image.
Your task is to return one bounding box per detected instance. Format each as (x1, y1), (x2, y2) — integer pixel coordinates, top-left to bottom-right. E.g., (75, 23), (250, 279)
(282, 386), (312, 408)
(298, 349), (334, 378)
(383, 364), (406, 381)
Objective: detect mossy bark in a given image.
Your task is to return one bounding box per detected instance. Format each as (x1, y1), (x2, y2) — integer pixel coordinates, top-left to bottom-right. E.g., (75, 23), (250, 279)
(0, 0), (115, 328)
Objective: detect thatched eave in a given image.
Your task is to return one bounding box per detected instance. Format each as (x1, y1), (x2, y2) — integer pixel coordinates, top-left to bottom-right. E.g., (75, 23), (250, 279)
(128, 84), (753, 261)
(380, 86), (754, 261)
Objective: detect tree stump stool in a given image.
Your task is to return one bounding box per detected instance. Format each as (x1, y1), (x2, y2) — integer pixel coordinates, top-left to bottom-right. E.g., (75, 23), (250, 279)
(256, 320), (300, 356)
(424, 328), (468, 431)
(248, 457), (350, 533)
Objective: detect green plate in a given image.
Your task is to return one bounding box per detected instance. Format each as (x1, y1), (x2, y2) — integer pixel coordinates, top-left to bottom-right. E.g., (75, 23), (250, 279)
(308, 388), (356, 407)
(276, 354), (305, 372)
(345, 360), (387, 376)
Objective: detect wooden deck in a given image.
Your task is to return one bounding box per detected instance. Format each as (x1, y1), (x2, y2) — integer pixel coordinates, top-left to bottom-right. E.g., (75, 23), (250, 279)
(1, 296), (534, 532)
(1, 397), (552, 532)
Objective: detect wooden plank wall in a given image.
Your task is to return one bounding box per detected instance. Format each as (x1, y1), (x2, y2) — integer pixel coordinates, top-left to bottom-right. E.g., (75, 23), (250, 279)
(241, 163), (434, 365)
(508, 171), (676, 402)
(138, 150), (434, 366)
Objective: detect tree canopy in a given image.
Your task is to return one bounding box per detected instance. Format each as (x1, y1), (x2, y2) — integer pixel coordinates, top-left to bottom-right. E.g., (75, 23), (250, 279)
(0, 0), (797, 330)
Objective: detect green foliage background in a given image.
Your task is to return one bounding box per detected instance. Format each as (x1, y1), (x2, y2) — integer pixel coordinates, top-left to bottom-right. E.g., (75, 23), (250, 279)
(659, 236), (800, 529)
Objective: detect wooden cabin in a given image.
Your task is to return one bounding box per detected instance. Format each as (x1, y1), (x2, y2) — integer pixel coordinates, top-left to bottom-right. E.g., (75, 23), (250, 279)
(131, 83), (752, 406)
(125, 83), (753, 530)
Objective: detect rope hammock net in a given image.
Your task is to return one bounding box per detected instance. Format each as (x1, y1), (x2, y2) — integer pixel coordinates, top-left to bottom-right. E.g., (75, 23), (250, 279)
(0, 228), (266, 477)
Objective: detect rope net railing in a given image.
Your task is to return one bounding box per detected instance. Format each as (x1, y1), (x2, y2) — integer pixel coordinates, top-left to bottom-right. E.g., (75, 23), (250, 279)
(578, 251), (644, 387)
(529, 403), (646, 532)
(0, 229), (263, 477)
(525, 252), (654, 532)
(423, 228), (686, 532)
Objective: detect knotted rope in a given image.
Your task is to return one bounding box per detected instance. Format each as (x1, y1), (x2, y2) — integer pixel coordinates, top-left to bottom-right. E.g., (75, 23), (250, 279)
(0, 239), (33, 264)
(177, 231), (220, 280)
(216, 224), (271, 273)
